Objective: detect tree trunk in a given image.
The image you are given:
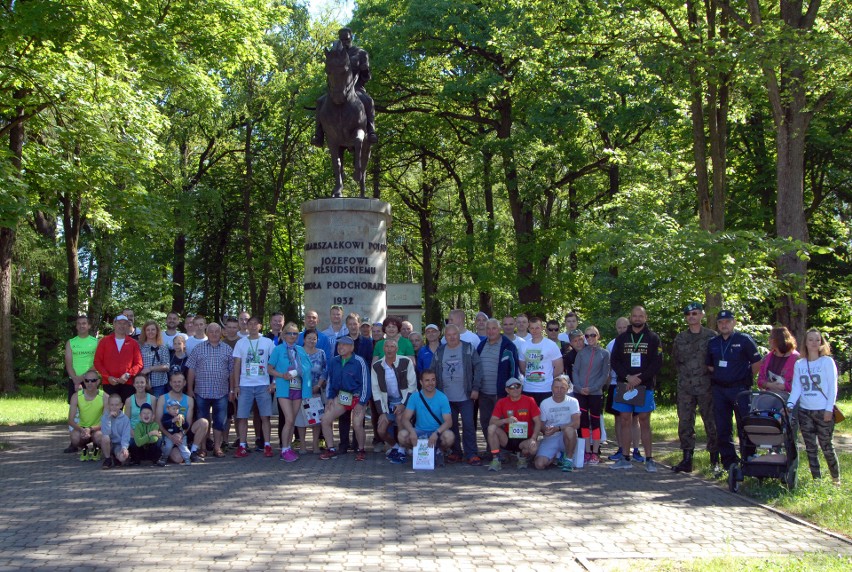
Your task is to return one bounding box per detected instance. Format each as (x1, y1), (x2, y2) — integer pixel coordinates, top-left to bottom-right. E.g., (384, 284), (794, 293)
(89, 231), (114, 336)
(171, 233), (186, 315)
(241, 120), (258, 315)
(33, 209), (61, 384)
(61, 190), (83, 322)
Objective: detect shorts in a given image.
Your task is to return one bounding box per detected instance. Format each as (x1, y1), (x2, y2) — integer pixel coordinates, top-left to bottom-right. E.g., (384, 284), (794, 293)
(605, 384), (618, 415)
(282, 388), (302, 401)
(336, 395), (361, 411)
(504, 437), (525, 453)
(536, 434), (565, 460)
(415, 430), (434, 440)
(522, 391), (551, 406)
(237, 385), (273, 418)
(102, 383), (134, 402)
(195, 394), (229, 431)
(612, 389), (656, 414)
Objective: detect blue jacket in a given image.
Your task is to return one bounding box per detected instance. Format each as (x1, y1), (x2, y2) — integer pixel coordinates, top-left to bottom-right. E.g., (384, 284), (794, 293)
(477, 335), (520, 398)
(327, 353), (370, 403)
(268, 344), (314, 399)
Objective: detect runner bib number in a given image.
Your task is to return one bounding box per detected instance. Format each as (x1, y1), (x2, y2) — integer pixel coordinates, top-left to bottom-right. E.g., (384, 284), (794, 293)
(289, 376), (301, 390)
(509, 422), (528, 439)
(247, 364), (259, 376)
(338, 391), (353, 406)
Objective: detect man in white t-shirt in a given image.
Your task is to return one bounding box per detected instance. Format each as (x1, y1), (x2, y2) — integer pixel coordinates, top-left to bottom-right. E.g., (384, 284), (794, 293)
(231, 316), (276, 458)
(534, 375), (581, 470)
(186, 315), (209, 356)
(557, 312), (580, 344)
(162, 312), (188, 350)
(522, 317), (563, 405)
(442, 308), (482, 346)
(515, 313), (532, 342)
(237, 311), (250, 338)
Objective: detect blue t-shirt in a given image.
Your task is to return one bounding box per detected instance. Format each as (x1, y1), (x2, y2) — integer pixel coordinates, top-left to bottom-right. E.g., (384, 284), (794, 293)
(406, 389), (451, 433)
(706, 331), (761, 386)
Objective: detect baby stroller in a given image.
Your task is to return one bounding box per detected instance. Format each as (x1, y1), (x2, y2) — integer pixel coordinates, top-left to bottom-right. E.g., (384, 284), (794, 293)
(728, 390), (798, 492)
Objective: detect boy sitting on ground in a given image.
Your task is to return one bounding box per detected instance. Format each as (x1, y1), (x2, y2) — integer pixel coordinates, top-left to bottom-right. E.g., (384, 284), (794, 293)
(130, 403), (162, 465)
(158, 399), (191, 466)
(99, 393), (131, 469)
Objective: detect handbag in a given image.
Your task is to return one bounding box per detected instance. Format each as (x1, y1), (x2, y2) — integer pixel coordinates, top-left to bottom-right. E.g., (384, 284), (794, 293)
(833, 405), (846, 424)
(615, 382), (646, 406)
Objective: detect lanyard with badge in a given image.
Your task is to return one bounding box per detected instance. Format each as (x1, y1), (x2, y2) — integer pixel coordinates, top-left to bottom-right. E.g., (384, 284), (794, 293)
(718, 337), (732, 368)
(287, 346), (301, 389)
(630, 334), (644, 368)
(246, 339), (260, 376)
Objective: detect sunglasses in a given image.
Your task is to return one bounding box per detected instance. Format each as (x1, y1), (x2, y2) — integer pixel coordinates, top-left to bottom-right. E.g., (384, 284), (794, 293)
(507, 385), (522, 390)
(83, 378), (100, 383)
(585, 334), (598, 339)
(547, 328), (559, 332)
(686, 311), (702, 316)
(284, 332), (298, 336)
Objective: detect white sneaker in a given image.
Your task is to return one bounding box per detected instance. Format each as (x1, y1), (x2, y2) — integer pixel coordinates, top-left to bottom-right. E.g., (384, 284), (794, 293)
(645, 459), (657, 473)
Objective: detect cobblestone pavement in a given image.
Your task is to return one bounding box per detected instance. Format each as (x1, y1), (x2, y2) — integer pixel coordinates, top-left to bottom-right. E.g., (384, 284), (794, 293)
(1, 426), (850, 571)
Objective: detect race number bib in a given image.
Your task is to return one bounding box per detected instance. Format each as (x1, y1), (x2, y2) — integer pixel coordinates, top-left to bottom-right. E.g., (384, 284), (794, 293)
(289, 376), (301, 390)
(509, 422), (528, 439)
(247, 363), (259, 376)
(337, 391), (353, 406)
(630, 353), (642, 367)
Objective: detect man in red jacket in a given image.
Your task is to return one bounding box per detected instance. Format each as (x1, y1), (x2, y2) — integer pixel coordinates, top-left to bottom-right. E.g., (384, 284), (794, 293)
(94, 315), (143, 402)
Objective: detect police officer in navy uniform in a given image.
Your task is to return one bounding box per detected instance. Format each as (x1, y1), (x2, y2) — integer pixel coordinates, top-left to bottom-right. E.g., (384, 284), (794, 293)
(705, 310), (762, 473)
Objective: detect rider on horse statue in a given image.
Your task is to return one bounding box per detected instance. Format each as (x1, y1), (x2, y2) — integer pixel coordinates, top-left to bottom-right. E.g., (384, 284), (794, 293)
(312, 27), (378, 147)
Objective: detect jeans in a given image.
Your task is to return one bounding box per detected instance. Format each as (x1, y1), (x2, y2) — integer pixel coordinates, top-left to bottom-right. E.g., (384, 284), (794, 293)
(450, 399), (477, 459)
(478, 393), (498, 448)
(712, 385), (753, 467)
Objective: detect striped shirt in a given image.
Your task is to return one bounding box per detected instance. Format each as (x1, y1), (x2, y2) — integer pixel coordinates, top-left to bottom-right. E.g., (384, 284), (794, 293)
(186, 341), (234, 399)
(141, 344), (171, 388)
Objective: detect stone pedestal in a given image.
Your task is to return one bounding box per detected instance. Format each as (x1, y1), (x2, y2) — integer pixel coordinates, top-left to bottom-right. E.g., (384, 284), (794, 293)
(301, 198), (391, 330)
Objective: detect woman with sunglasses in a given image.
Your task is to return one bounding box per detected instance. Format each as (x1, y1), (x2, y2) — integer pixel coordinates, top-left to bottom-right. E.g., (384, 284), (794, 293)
(268, 323), (313, 462)
(570, 326), (610, 464)
(789, 329), (841, 484)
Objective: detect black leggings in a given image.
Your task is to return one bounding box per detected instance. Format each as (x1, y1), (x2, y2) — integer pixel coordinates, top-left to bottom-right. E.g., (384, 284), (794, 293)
(575, 393), (603, 446)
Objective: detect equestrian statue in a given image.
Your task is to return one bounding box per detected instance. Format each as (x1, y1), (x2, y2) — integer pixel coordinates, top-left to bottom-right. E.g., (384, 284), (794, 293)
(312, 28), (377, 198)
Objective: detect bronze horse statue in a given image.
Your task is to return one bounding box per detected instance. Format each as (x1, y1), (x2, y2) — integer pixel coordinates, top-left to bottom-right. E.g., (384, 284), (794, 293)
(317, 43), (372, 198)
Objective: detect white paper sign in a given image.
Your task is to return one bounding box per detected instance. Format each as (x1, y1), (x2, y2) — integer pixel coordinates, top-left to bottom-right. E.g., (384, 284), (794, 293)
(301, 396), (324, 425)
(573, 437), (586, 469)
(413, 439), (435, 470)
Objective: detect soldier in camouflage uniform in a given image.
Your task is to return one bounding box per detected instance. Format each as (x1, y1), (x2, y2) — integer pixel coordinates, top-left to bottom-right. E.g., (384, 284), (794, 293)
(671, 302), (719, 473)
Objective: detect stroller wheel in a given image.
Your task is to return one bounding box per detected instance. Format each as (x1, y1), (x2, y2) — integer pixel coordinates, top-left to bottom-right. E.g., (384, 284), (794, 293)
(728, 463), (740, 493)
(784, 461), (798, 490)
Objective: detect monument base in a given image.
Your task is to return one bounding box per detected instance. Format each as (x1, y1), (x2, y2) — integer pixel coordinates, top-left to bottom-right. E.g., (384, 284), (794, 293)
(301, 198), (392, 330)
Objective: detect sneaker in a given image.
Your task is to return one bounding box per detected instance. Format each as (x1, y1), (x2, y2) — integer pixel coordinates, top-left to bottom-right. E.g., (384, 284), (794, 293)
(89, 448), (101, 462)
(488, 458), (502, 472)
(446, 453), (462, 464)
(156, 457), (167, 467)
(101, 458), (113, 470)
(292, 439), (301, 449)
(608, 448), (624, 461)
(386, 448), (399, 461)
(516, 455), (528, 470)
(373, 442), (385, 453)
(355, 449), (366, 461)
(712, 463), (724, 477)
(389, 451), (405, 465)
(184, 459), (191, 466)
(263, 445), (273, 458)
(562, 459), (574, 472)
(435, 450), (445, 467)
(234, 445), (249, 458)
(610, 458), (633, 470)
(189, 451), (204, 463)
(645, 459), (657, 473)
(588, 453), (600, 465)
(832, 477), (842, 486)
(79, 448), (90, 462)
(320, 448), (338, 460)
(282, 449), (299, 463)
(254, 445), (264, 453)
(632, 449), (645, 463)
(468, 455), (483, 467)
(584, 452), (592, 464)
(63, 445), (79, 454)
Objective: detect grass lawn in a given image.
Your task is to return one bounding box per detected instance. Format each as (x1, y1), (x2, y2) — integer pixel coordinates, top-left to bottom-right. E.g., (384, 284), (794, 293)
(0, 385), (68, 426)
(648, 394), (852, 537)
(627, 553), (852, 571)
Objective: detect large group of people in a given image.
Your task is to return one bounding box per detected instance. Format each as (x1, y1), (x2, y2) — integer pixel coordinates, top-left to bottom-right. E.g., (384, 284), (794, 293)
(62, 303), (841, 484)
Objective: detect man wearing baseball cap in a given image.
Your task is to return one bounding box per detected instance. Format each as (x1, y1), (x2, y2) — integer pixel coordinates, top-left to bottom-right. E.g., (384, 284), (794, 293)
(93, 314), (143, 402)
(671, 302), (719, 474)
(706, 310), (762, 473)
(486, 377), (541, 471)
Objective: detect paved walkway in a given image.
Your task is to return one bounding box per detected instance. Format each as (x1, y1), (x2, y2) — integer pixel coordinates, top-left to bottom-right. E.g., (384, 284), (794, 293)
(0, 426), (849, 571)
